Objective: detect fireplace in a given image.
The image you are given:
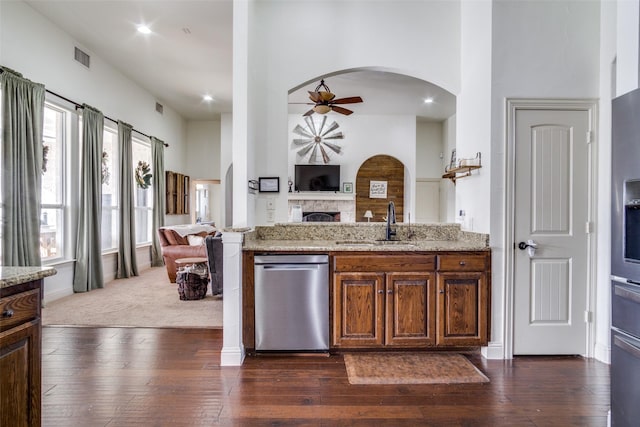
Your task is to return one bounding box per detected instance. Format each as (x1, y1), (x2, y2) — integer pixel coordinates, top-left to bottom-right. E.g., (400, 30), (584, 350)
(303, 211), (340, 222)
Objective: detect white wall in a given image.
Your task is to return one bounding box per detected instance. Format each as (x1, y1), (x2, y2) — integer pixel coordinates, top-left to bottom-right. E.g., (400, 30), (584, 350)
(457, 0), (492, 235)
(247, 0), (461, 227)
(616, 0), (640, 95)
(0, 1), (187, 172)
(490, 0), (601, 360)
(1, 1), (188, 301)
(186, 120), (221, 180)
(440, 115), (456, 223)
(416, 121), (444, 179)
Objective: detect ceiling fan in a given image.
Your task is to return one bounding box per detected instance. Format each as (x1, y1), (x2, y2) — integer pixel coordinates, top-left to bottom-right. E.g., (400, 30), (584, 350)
(293, 79), (363, 117)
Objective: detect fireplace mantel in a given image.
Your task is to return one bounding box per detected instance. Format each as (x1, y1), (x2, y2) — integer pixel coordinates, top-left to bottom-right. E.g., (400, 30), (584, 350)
(287, 192), (354, 201)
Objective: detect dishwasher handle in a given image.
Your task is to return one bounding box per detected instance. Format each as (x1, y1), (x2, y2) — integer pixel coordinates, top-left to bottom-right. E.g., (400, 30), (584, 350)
(259, 264), (324, 271)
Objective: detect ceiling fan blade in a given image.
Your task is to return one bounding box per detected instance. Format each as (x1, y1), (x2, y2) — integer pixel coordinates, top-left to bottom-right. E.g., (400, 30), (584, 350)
(317, 115), (327, 136)
(296, 143), (315, 157)
(330, 96), (363, 105)
(303, 109), (315, 117)
(308, 91), (321, 103)
(331, 106), (353, 115)
(292, 138), (314, 145)
(321, 121), (339, 136)
(322, 141), (342, 154)
(323, 132), (344, 140)
(305, 116), (317, 136)
(293, 124), (314, 138)
(319, 145), (331, 164)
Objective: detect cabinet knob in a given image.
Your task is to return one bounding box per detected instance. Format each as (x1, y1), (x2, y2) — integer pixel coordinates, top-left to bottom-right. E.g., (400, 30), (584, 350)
(459, 261), (466, 266)
(387, 289), (393, 294)
(377, 290), (384, 294)
(2, 309), (14, 318)
(439, 290), (445, 294)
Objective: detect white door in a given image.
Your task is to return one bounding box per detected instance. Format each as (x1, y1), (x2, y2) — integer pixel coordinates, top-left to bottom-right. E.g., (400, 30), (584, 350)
(415, 179), (440, 223)
(513, 108), (590, 355)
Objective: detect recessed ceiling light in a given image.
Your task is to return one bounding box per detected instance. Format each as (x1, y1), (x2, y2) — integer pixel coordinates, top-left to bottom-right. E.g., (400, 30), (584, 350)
(137, 25), (151, 34)
(424, 98), (434, 104)
(203, 95), (213, 102)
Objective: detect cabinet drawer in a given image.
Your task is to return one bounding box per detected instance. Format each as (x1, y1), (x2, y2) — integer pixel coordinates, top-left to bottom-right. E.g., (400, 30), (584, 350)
(0, 289), (40, 332)
(334, 254), (436, 272)
(437, 254), (487, 271)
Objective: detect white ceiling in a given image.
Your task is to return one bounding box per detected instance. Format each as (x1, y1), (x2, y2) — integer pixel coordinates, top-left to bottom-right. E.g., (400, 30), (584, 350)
(26, 1), (455, 122)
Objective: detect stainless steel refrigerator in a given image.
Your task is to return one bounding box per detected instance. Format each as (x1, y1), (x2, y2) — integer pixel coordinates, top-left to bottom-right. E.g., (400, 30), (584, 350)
(611, 87), (640, 427)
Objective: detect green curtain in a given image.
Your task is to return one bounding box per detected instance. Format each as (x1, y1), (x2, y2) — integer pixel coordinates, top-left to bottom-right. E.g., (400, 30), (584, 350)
(150, 136), (165, 267)
(73, 104), (105, 292)
(116, 120), (138, 278)
(0, 66), (45, 266)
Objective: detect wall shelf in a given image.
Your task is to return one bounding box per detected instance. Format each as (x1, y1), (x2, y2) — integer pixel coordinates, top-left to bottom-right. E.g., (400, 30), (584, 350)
(442, 152), (482, 184)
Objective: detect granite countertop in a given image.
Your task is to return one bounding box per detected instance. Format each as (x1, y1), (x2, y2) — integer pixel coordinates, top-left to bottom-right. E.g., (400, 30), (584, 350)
(0, 266), (57, 289)
(242, 223), (490, 252)
(243, 238), (489, 252)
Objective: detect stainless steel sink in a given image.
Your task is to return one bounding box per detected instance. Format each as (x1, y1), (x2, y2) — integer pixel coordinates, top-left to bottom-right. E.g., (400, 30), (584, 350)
(335, 239), (416, 247)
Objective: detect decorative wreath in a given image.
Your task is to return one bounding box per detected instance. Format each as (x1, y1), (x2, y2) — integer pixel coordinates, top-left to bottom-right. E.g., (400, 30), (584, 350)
(42, 143), (49, 174)
(135, 160), (152, 189)
(101, 151), (110, 185)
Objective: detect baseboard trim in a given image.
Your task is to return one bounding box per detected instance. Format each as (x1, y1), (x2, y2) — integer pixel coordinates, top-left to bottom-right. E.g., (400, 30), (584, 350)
(221, 346), (246, 366)
(481, 342), (505, 359)
(594, 341), (611, 364)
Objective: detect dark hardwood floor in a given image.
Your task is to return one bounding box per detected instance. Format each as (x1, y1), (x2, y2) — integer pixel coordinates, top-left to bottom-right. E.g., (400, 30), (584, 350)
(41, 327), (610, 426)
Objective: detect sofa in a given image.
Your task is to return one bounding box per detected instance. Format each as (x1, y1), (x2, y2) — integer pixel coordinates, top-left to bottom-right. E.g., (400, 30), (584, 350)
(157, 225), (218, 283)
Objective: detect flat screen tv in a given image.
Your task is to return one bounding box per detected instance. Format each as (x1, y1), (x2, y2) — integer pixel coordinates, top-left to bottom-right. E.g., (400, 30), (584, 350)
(294, 164), (341, 192)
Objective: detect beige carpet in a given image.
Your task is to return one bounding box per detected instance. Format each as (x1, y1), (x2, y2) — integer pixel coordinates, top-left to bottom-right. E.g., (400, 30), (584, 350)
(42, 267), (222, 328)
(343, 352), (490, 385)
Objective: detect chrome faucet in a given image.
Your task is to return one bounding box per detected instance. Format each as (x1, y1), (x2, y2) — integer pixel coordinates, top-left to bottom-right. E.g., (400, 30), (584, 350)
(386, 201), (396, 240)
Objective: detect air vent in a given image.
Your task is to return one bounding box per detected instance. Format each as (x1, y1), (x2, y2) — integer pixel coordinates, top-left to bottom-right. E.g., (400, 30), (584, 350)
(74, 47), (90, 68)
(155, 102), (164, 114)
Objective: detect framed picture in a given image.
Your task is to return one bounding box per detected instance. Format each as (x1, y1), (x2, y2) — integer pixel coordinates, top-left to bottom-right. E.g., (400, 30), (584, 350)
(369, 180), (387, 198)
(259, 177), (280, 193)
(343, 182), (353, 193)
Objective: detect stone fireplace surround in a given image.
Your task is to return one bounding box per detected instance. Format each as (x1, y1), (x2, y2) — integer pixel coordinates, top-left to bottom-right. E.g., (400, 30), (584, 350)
(288, 195), (355, 222)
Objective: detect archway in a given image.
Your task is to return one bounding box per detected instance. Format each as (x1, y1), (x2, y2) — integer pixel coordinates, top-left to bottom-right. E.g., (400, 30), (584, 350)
(355, 155), (405, 222)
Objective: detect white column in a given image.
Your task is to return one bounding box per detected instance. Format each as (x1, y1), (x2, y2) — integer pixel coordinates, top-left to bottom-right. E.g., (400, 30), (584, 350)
(220, 231), (245, 366)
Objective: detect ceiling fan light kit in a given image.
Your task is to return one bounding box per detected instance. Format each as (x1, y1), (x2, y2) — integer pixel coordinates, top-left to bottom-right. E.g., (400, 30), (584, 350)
(300, 78), (363, 117)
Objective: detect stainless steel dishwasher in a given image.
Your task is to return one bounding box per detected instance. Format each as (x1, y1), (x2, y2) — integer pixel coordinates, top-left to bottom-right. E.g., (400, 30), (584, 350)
(254, 254), (329, 352)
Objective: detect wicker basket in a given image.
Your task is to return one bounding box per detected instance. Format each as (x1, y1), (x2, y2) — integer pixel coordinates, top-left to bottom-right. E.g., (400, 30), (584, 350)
(176, 266), (208, 301)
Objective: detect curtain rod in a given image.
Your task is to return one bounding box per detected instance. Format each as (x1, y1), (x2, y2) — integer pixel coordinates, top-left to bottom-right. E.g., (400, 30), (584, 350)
(45, 89), (169, 147)
(0, 67), (168, 147)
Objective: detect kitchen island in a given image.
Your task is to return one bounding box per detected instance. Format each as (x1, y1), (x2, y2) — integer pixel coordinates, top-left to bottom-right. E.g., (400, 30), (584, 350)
(1, 266), (56, 427)
(242, 223), (490, 353)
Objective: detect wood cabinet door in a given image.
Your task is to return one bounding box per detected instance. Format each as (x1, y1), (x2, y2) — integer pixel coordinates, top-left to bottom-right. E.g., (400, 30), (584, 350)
(333, 272), (384, 347)
(436, 271), (488, 346)
(385, 272), (435, 347)
(0, 320), (41, 427)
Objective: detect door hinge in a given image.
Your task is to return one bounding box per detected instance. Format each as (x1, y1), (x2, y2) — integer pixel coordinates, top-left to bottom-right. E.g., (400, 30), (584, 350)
(584, 310), (592, 323)
(585, 221), (593, 234)
(586, 130), (593, 144)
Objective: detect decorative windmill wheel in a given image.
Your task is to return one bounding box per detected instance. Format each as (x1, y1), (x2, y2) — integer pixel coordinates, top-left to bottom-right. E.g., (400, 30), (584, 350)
(292, 116), (344, 164)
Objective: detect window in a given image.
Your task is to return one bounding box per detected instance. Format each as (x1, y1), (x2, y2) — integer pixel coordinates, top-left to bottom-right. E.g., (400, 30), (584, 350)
(40, 104), (67, 261)
(133, 138), (153, 245)
(101, 128), (119, 251)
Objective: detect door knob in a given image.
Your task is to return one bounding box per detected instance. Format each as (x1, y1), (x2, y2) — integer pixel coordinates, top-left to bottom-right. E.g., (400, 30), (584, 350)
(518, 239), (538, 257)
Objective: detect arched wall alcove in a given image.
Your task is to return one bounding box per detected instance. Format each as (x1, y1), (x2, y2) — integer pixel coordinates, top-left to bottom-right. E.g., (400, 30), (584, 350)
(355, 155), (405, 222)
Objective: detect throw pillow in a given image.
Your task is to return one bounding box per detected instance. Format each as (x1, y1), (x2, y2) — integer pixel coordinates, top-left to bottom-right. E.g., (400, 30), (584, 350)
(187, 235), (205, 246)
